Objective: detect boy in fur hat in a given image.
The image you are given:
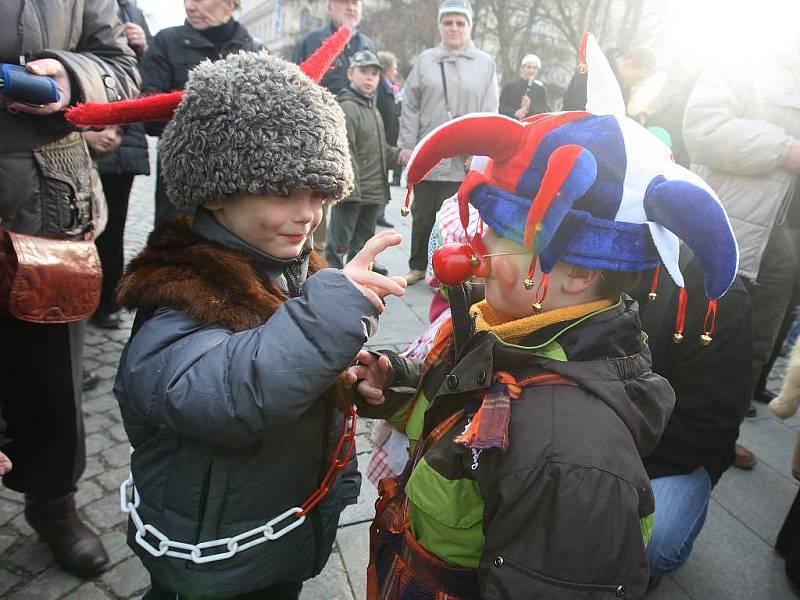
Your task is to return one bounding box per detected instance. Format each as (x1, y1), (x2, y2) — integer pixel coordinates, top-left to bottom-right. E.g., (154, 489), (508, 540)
(348, 34), (739, 600)
(75, 47), (407, 598)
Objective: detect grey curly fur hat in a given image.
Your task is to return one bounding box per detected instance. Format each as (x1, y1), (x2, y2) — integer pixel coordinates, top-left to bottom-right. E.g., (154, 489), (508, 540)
(159, 51), (354, 209)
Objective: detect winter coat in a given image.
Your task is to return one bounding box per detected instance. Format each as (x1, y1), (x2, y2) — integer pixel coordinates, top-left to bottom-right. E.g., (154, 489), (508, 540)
(291, 22), (375, 94)
(138, 20), (260, 137)
(360, 296), (675, 599)
(499, 77), (549, 119)
(114, 210), (378, 597)
(683, 43), (800, 280)
(338, 87), (396, 204)
(398, 42), (498, 182)
(94, 0), (152, 177)
(634, 249), (753, 486)
(0, 0), (139, 240)
(376, 76), (400, 147)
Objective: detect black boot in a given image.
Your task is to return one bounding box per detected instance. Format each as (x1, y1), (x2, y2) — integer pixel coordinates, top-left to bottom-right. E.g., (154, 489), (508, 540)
(25, 493), (109, 577)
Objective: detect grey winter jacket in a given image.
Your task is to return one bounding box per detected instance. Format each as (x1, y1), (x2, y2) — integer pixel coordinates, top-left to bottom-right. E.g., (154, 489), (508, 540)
(0, 0), (139, 239)
(114, 212), (377, 596)
(683, 42), (800, 280)
(398, 42), (498, 182)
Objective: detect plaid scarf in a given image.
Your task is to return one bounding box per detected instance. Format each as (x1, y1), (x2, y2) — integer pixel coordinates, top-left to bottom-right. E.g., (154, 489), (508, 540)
(454, 298), (615, 451)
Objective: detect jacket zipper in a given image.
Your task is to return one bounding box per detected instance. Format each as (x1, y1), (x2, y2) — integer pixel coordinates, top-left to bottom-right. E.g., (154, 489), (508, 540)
(284, 258), (302, 297)
(497, 555), (626, 595)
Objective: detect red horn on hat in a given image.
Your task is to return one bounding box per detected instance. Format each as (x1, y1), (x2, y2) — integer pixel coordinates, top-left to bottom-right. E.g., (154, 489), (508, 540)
(406, 114), (525, 186)
(299, 24), (353, 83)
(65, 91), (184, 127)
(65, 26), (353, 128)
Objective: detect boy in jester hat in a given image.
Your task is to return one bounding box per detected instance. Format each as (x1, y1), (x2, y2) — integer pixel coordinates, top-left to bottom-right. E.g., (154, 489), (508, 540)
(347, 34), (739, 600)
(66, 31), (408, 600)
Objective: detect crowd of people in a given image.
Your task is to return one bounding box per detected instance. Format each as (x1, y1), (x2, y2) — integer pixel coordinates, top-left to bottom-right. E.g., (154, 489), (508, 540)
(0, 0), (798, 598)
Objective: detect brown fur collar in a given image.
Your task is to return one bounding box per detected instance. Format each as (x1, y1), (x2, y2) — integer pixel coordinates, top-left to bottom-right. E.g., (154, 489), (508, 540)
(117, 217), (328, 332)
(118, 218), (353, 413)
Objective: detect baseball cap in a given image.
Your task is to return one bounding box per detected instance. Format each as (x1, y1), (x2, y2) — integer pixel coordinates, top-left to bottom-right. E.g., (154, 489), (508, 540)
(349, 50), (382, 70)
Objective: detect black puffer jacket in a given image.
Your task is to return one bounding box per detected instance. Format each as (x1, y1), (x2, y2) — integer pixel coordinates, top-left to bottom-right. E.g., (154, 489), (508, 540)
(138, 20), (260, 137)
(0, 0), (139, 239)
(95, 0), (152, 176)
(635, 249), (753, 485)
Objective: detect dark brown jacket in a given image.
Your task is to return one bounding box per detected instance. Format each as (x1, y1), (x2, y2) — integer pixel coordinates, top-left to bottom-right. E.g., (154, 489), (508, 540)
(362, 296), (675, 599)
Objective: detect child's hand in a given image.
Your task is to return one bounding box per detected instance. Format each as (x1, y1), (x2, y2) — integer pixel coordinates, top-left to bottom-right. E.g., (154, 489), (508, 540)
(343, 230), (407, 313)
(0, 450), (12, 475)
(345, 349), (390, 405)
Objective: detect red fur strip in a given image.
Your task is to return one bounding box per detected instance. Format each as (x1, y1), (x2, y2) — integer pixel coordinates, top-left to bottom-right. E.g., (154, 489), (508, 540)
(65, 91), (184, 127)
(299, 25), (353, 83)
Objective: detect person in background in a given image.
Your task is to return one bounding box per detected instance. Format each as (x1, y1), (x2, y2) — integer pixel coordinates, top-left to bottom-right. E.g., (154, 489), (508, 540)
(683, 38), (800, 462)
(499, 53), (549, 119)
(0, 0), (139, 578)
(292, 0), (374, 94)
(139, 0), (260, 229)
(88, 0), (152, 329)
(325, 50), (397, 274)
(397, 0), (498, 286)
(633, 249), (753, 588)
(562, 46), (656, 112)
(376, 50), (402, 225)
(293, 0), (375, 252)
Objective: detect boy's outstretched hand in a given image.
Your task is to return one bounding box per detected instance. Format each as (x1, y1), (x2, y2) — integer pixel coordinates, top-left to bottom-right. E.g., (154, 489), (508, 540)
(345, 349), (391, 405)
(342, 230), (407, 313)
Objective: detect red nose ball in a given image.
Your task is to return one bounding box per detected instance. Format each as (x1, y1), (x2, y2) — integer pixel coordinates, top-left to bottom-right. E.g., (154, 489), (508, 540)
(432, 242), (479, 286)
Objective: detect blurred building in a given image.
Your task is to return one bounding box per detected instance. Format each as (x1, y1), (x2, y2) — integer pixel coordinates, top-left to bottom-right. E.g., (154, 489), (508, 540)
(239, 0), (323, 57)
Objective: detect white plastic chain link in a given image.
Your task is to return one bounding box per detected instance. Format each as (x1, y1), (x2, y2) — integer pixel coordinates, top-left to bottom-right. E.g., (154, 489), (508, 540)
(119, 472), (306, 564)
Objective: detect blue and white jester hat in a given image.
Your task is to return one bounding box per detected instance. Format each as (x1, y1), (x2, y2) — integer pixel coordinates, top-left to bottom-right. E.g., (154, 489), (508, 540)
(402, 33), (739, 345)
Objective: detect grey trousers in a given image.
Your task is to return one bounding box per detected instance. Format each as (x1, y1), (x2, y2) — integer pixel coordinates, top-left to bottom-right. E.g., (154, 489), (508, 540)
(408, 181), (461, 271)
(324, 201), (380, 268)
(746, 224), (800, 398)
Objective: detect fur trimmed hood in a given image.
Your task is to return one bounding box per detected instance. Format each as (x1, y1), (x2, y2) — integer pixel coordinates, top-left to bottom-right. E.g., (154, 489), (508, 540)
(117, 218), (328, 332)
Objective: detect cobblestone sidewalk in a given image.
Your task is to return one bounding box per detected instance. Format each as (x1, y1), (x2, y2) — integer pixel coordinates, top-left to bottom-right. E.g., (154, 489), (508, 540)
(1, 155), (799, 599)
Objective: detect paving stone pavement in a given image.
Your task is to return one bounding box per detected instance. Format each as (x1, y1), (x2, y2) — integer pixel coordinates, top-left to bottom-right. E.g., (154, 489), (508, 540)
(1, 146), (798, 599)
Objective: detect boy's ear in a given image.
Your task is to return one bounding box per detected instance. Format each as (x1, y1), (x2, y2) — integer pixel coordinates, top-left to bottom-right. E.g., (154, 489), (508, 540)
(562, 265), (602, 295)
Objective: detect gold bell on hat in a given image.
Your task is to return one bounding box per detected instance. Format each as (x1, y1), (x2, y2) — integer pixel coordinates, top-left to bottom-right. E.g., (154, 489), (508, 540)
(531, 301), (543, 313)
(672, 332), (684, 344)
(524, 278), (535, 290)
(400, 207), (410, 217)
(699, 332), (713, 346)
(648, 292), (657, 302)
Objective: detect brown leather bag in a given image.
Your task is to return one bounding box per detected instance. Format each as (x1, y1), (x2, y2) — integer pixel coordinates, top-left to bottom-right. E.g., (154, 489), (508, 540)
(0, 229), (101, 323)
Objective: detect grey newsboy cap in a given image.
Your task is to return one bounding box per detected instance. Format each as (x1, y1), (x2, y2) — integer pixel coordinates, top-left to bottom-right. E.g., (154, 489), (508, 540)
(160, 51), (354, 209)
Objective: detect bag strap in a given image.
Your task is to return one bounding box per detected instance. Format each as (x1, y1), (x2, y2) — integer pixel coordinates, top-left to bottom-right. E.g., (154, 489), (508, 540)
(439, 62), (453, 120)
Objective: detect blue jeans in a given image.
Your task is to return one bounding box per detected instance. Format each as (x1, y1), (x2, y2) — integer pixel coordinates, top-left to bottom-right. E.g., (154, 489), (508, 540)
(647, 467), (712, 576)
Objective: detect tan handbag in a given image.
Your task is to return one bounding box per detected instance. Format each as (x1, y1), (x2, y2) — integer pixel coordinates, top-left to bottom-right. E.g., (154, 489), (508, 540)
(0, 229), (101, 323)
